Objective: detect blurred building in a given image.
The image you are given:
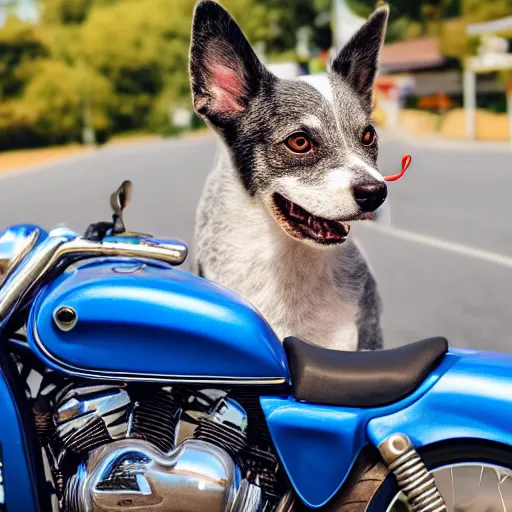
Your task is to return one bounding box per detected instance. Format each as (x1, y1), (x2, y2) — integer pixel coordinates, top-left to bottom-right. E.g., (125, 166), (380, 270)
(465, 17), (512, 142)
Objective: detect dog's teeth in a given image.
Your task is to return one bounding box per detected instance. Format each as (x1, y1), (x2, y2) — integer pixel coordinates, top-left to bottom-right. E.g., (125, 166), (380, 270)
(307, 216), (313, 227)
(289, 203), (304, 221)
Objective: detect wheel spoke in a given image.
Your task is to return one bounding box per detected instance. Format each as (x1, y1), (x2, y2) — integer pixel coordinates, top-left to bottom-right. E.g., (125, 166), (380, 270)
(386, 463), (512, 512)
(451, 467), (455, 512)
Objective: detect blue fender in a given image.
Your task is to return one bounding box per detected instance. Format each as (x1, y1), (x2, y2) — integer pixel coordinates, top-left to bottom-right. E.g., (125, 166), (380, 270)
(367, 348), (512, 449)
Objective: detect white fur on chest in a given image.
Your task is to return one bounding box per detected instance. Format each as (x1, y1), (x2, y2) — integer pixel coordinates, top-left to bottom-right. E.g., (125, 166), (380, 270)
(207, 236), (360, 351)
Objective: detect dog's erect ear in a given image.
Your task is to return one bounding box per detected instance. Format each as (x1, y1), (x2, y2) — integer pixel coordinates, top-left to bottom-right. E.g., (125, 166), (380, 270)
(190, 0), (269, 125)
(331, 5), (389, 110)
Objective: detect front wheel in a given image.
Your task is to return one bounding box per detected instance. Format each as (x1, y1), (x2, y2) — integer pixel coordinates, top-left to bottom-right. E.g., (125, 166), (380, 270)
(315, 441), (512, 511)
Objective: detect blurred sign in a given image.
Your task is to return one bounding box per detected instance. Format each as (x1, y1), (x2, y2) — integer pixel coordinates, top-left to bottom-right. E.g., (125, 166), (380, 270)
(467, 16), (512, 36)
(172, 108), (192, 129)
(469, 53), (512, 73)
(296, 27), (312, 60)
(267, 62), (301, 80)
(467, 20), (512, 73)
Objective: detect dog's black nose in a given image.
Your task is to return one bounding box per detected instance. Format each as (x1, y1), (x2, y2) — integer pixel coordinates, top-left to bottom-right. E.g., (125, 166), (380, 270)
(352, 182), (387, 212)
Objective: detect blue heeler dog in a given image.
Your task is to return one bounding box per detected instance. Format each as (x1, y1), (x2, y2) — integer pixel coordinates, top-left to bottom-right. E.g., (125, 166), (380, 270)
(190, 0), (390, 351)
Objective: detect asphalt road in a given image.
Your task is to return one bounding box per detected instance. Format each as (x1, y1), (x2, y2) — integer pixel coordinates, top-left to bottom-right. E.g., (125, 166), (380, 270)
(2, 133), (512, 352)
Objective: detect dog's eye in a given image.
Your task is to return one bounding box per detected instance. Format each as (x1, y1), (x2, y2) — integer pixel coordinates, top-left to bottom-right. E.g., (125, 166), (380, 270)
(285, 133), (313, 154)
(361, 126), (377, 147)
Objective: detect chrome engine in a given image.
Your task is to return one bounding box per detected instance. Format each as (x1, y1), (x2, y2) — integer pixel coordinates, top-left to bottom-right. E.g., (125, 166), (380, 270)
(33, 382), (284, 512)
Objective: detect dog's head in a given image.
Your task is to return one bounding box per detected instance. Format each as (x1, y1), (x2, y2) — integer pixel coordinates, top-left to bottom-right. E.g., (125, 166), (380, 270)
(190, 0), (389, 247)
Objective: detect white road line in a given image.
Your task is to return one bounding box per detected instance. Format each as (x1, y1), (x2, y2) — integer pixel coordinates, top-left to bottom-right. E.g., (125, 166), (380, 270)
(361, 222), (512, 269)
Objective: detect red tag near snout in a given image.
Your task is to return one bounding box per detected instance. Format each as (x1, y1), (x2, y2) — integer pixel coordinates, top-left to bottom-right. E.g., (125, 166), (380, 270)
(384, 154), (412, 182)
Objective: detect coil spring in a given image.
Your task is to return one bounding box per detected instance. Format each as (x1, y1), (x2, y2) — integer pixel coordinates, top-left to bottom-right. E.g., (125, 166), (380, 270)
(388, 448), (447, 512)
(63, 463), (86, 512)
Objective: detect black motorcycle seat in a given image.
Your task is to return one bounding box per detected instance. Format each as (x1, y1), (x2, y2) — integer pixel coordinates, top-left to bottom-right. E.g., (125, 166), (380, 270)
(283, 336), (448, 407)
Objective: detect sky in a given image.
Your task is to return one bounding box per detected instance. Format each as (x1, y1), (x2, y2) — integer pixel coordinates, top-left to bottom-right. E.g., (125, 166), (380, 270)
(0, 0), (38, 26)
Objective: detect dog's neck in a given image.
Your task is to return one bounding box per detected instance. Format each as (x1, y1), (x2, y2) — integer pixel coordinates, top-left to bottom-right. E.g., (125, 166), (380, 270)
(196, 145), (362, 348)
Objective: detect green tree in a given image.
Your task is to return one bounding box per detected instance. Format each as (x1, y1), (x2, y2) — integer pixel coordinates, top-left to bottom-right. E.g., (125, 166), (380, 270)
(0, 16), (47, 99)
(348, 0), (460, 41)
(440, 0), (512, 63)
(22, 59), (113, 143)
(462, 0), (512, 23)
(38, 0), (118, 24)
(80, 0), (271, 130)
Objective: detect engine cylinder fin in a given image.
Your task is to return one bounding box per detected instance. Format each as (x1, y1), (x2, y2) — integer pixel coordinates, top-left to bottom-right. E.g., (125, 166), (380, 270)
(194, 416), (247, 458)
(243, 445), (282, 503)
(225, 389), (285, 504)
(129, 388), (182, 453)
(58, 415), (112, 457)
(227, 388), (274, 447)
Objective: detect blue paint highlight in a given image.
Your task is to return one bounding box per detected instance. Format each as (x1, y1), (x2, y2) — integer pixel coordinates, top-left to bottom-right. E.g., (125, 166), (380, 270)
(0, 224), (47, 263)
(0, 358), (43, 511)
(368, 349), (512, 449)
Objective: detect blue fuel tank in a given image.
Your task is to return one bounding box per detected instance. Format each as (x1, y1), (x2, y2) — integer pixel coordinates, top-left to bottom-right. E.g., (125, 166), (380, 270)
(27, 258), (289, 385)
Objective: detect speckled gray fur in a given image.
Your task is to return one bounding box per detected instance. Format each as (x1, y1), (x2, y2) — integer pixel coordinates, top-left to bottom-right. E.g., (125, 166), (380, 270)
(189, 0), (389, 351)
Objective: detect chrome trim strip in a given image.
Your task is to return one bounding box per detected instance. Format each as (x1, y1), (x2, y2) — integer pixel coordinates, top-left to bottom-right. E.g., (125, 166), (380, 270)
(31, 321), (288, 386)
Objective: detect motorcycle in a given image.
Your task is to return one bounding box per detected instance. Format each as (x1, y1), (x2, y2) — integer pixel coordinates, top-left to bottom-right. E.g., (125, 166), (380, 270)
(0, 180), (510, 512)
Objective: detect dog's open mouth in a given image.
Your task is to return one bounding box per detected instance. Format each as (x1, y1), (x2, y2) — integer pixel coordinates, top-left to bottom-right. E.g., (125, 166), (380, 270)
(271, 193), (350, 245)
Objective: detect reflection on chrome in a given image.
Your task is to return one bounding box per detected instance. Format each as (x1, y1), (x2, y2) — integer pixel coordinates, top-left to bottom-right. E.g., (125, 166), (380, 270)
(0, 226), (41, 285)
(64, 438), (263, 512)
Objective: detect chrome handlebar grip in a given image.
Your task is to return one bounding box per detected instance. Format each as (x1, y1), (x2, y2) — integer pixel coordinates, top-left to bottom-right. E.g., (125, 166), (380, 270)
(0, 235), (188, 329)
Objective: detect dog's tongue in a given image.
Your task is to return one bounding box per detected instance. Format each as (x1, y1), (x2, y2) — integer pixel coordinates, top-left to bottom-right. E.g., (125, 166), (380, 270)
(280, 194), (350, 241)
